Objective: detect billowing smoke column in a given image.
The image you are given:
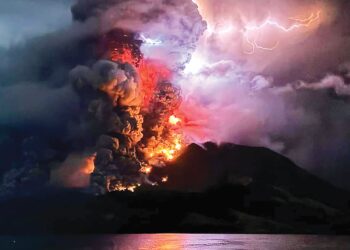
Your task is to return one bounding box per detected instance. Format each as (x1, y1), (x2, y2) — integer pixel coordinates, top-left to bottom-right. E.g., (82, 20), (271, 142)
(67, 0), (205, 193)
(71, 0), (206, 69)
(0, 0), (205, 195)
(69, 59), (144, 193)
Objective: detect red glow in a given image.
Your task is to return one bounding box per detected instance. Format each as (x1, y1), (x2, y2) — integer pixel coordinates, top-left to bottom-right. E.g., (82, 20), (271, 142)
(178, 99), (214, 143)
(111, 48), (172, 109)
(110, 45), (185, 174)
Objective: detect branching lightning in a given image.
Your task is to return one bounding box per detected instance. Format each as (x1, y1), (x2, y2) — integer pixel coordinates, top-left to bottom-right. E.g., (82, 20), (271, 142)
(139, 34), (162, 46)
(199, 6), (321, 55)
(243, 11), (321, 54)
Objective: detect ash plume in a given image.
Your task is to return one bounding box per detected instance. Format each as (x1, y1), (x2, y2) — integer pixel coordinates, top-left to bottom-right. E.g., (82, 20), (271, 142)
(69, 60), (145, 193)
(0, 0), (204, 196)
(72, 0), (206, 69)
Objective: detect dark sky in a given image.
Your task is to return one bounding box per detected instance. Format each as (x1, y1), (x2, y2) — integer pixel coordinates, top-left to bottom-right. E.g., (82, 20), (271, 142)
(0, 0), (73, 48)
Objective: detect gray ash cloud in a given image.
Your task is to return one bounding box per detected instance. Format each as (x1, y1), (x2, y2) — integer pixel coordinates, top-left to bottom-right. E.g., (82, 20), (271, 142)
(0, 0), (205, 196)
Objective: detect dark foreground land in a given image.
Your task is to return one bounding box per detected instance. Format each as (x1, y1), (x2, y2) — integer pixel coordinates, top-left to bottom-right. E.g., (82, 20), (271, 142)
(0, 143), (349, 234)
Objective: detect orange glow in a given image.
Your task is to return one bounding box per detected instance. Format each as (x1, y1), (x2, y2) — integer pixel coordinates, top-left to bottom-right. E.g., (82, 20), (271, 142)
(111, 48), (171, 109)
(144, 134), (184, 164)
(169, 115), (181, 125)
(109, 45), (185, 185)
(51, 153), (96, 188)
(140, 166), (153, 174)
(82, 154), (96, 174)
(289, 11), (322, 26)
(161, 176), (168, 183)
(111, 181), (138, 192)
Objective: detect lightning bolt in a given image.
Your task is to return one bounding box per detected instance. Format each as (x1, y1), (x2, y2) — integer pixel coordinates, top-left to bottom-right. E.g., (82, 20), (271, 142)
(243, 11), (321, 54)
(244, 35), (280, 55)
(139, 34), (162, 46)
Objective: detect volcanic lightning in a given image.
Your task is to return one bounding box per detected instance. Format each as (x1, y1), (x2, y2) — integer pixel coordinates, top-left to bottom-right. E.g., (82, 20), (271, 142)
(193, 0), (322, 55)
(139, 34), (163, 46)
(243, 11), (322, 54)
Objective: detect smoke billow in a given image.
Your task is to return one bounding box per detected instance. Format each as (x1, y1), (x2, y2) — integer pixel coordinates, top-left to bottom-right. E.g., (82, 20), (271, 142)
(50, 153), (95, 188)
(72, 0), (206, 69)
(0, 0), (205, 196)
(69, 60), (146, 193)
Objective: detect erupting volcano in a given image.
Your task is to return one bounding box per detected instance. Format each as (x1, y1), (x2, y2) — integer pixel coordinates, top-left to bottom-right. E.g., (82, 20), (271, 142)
(3, 0), (350, 240)
(69, 0), (337, 194)
(82, 32), (188, 193)
(2, 0), (350, 201)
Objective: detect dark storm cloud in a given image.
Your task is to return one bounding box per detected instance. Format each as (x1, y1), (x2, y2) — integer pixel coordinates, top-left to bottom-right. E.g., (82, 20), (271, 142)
(0, 0), (74, 48)
(0, 84), (79, 128)
(0, 0), (105, 194)
(262, 0), (350, 83)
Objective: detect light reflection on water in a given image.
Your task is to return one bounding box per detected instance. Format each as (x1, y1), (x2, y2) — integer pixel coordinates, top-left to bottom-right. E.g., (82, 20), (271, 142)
(1, 234), (350, 250)
(109, 234), (349, 250)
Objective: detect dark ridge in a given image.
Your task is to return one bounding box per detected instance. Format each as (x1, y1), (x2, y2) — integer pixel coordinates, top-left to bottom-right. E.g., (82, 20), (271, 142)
(158, 142), (349, 209)
(0, 142), (349, 234)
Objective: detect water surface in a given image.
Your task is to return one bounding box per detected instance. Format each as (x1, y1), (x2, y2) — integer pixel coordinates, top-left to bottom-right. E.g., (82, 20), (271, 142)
(1, 234), (349, 250)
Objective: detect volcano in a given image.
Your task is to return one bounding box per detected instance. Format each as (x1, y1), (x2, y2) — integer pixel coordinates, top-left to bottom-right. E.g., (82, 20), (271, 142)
(157, 142), (349, 208)
(0, 143), (349, 234)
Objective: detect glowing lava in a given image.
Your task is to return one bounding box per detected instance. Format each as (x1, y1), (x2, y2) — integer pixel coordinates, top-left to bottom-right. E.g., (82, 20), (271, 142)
(111, 48), (171, 109)
(108, 44), (186, 190)
(169, 115), (182, 125)
(111, 181), (139, 192)
(144, 132), (184, 163)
